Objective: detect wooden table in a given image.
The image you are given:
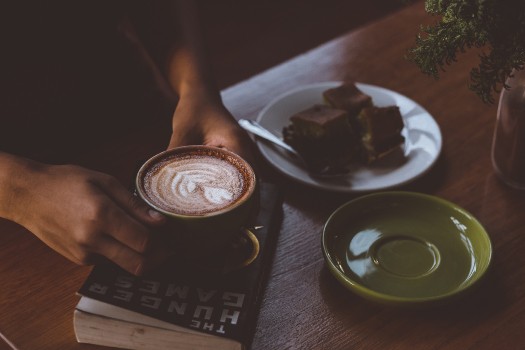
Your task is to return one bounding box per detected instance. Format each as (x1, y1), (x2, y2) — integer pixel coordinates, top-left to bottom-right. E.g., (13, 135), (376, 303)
(2, 2), (525, 349)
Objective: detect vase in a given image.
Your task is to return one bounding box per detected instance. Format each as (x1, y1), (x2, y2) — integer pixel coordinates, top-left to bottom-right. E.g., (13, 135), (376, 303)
(491, 69), (525, 189)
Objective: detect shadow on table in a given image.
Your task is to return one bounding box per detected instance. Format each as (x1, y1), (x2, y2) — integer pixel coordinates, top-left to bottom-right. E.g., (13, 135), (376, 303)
(318, 260), (506, 340)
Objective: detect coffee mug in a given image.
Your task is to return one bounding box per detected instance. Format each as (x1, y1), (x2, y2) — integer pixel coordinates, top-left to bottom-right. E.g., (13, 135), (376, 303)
(135, 145), (258, 257)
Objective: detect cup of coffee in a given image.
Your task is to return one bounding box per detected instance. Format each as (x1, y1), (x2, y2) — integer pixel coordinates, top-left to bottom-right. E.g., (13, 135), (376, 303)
(135, 145), (258, 258)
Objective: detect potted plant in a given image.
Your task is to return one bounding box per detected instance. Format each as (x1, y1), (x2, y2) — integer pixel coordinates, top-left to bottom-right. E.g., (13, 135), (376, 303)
(408, 0), (525, 189)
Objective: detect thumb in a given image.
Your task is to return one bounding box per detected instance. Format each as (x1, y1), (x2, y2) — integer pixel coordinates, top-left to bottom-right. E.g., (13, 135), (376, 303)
(100, 177), (167, 227)
(168, 114), (202, 150)
(167, 130), (199, 150)
(130, 195), (167, 227)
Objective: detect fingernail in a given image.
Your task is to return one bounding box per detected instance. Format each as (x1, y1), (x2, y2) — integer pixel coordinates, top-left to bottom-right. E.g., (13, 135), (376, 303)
(148, 209), (164, 220)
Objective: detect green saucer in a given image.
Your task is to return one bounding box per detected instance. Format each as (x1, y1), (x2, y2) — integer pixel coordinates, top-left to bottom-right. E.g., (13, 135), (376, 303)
(322, 192), (492, 305)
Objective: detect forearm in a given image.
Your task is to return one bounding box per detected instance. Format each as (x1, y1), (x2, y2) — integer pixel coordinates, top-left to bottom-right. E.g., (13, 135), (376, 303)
(166, 0), (220, 102)
(127, 1), (220, 103)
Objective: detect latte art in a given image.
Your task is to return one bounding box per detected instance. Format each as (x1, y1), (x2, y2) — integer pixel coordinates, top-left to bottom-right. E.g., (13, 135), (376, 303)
(143, 154), (249, 215)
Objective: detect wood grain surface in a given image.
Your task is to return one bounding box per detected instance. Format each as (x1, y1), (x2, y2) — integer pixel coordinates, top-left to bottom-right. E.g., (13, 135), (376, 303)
(3, 1), (525, 349)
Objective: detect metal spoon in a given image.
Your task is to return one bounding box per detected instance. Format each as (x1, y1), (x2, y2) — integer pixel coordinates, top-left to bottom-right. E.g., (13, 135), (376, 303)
(238, 119), (298, 155)
(238, 119), (349, 177)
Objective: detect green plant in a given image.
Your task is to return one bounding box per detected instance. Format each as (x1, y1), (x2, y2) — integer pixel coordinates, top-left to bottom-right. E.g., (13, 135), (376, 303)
(408, 0), (525, 103)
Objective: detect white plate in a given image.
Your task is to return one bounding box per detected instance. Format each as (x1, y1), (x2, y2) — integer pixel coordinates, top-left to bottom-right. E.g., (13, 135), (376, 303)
(255, 82), (442, 192)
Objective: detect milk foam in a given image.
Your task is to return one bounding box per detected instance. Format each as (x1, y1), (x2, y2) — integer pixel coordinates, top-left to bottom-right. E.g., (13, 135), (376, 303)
(143, 154), (246, 215)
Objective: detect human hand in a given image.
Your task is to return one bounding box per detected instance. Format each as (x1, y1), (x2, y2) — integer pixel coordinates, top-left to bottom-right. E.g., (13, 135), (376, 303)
(1, 157), (170, 275)
(167, 94), (257, 167)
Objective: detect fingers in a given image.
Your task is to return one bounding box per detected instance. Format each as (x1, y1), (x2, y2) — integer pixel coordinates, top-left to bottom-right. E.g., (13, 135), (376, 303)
(96, 235), (169, 275)
(202, 127), (259, 169)
(87, 174), (172, 274)
(97, 175), (166, 227)
(70, 220), (169, 276)
(94, 194), (161, 257)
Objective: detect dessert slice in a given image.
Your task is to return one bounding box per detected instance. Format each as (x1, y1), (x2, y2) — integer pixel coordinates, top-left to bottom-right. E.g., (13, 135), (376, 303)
(357, 106), (405, 162)
(323, 82), (373, 119)
(283, 104), (359, 173)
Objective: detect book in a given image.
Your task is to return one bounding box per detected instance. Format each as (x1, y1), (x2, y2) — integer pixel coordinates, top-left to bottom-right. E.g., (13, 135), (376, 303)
(74, 182), (283, 350)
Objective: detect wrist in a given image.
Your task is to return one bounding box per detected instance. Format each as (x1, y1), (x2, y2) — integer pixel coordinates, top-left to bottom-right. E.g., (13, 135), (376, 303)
(172, 87), (223, 116)
(167, 48), (221, 103)
(173, 76), (222, 107)
(0, 152), (44, 223)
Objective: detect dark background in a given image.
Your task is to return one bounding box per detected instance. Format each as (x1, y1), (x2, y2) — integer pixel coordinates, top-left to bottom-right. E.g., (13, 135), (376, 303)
(199, 0), (409, 89)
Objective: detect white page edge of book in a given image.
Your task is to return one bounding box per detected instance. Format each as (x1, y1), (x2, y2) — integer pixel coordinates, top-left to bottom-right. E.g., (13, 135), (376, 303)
(74, 308), (243, 350)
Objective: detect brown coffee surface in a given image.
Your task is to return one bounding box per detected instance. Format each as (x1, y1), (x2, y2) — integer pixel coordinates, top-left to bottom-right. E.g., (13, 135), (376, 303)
(142, 152), (250, 216)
